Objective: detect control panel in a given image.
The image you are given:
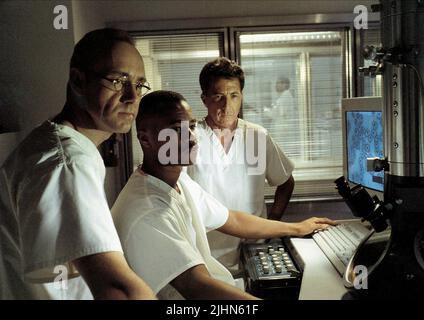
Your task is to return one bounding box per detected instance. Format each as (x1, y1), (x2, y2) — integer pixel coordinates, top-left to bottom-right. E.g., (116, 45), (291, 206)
(240, 238), (303, 300)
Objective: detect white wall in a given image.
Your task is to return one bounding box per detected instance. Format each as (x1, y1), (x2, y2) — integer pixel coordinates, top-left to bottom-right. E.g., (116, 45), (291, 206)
(71, 0), (105, 42)
(77, 0), (376, 23)
(0, 1), (122, 204)
(0, 0), (74, 138)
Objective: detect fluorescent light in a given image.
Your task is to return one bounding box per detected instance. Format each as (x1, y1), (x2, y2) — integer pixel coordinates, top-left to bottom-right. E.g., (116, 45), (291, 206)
(240, 31), (340, 43)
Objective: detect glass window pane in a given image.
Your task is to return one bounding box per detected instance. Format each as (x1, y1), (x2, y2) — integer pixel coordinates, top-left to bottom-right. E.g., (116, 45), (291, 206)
(239, 31), (344, 197)
(310, 54), (342, 167)
(131, 33), (223, 169)
(242, 54), (300, 158)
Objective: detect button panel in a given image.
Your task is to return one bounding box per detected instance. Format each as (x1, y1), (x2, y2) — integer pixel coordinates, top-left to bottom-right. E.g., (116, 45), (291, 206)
(244, 242), (301, 279)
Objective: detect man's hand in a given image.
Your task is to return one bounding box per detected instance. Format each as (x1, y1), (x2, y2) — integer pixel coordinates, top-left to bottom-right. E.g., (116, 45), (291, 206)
(293, 217), (337, 237)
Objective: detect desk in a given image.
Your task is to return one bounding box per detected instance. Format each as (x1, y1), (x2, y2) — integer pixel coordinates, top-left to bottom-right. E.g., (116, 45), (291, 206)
(290, 238), (350, 300)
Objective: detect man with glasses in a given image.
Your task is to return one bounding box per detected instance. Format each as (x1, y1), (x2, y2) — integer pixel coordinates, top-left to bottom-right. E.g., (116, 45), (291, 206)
(187, 57), (296, 276)
(0, 28), (155, 299)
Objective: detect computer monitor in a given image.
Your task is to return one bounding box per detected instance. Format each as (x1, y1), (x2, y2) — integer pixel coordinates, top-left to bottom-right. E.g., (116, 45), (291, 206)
(341, 97), (384, 198)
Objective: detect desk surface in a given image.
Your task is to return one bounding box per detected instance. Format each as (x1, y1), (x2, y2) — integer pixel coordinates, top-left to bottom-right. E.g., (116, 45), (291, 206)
(290, 238), (350, 300)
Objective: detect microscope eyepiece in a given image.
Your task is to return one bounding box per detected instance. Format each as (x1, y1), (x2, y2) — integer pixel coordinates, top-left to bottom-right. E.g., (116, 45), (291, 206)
(334, 176), (388, 232)
(334, 176), (351, 197)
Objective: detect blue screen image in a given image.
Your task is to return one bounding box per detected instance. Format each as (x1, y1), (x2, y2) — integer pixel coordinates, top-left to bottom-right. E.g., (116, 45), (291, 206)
(346, 111), (384, 192)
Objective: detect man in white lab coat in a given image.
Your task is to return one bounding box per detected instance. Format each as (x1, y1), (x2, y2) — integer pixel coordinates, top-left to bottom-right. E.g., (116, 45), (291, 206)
(0, 28), (155, 300)
(187, 58), (296, 273)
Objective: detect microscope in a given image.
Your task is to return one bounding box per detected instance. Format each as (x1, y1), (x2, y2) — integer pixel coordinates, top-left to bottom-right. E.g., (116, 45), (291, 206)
(336, 0), (424, 299)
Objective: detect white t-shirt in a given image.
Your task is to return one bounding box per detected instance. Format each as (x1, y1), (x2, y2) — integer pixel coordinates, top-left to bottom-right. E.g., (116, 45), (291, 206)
(111, 169), (234, 300)
(186, 118), (294, 270)
(0, 121), (123, 299)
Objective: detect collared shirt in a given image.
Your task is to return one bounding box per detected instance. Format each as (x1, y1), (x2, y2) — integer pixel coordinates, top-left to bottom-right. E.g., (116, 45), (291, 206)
(0, 121), (122, 299)
(112, 169), (233, 299)
(186, 118), (294, 269)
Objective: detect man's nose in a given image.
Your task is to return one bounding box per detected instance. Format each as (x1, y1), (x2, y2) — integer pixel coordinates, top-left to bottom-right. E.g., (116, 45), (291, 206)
(220, 96), (230, 110)
(121, 83), (138, 103)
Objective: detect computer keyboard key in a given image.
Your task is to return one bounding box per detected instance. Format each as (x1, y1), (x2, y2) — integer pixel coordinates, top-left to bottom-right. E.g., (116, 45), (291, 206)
(312, 220), (370, 276)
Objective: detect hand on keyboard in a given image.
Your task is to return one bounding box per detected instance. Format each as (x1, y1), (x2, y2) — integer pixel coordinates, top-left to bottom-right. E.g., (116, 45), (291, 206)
(295, 217), (338, 237)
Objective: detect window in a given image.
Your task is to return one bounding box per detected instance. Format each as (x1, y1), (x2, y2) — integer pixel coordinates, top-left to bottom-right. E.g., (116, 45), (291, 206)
(130, 27), (352, 198)
(131, 33), (224, 169)
(239, 31), (344, 197)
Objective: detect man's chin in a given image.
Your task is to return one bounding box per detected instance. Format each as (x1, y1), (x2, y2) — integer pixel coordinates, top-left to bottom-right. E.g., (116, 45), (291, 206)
(180, 162), (194, 167)
(178, 157), (197, 166)
(161, 157), (197, 166)
(113, 124), (133, 134)
(217, 118), (237, 129)
(162, 162), (193, 167)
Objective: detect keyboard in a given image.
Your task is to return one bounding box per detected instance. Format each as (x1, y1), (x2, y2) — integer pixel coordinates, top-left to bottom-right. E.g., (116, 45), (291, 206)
(312, 220), (372, 276)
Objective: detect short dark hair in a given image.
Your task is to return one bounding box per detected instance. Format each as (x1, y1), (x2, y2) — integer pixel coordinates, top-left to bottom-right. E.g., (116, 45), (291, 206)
(70, 28), (134, 71)
(136, 90), (186, 130)
(199, 57), (245, 94)
(277, 76), (290, 86)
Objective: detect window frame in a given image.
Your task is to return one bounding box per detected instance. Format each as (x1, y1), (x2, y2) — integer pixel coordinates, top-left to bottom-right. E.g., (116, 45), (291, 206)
(109, 13), (380, 199)
(124, 29), (228, 181)
(234, 26), (349, 198)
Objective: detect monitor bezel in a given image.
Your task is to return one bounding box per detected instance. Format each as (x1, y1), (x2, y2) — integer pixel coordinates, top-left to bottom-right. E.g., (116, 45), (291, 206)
(341, 96), (384, 198)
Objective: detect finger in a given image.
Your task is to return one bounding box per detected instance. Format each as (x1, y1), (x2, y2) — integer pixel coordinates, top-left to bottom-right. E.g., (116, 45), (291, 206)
(315, 217), (337, 225)
(316, 223), (332, 230)
(310, 223), (328, 233)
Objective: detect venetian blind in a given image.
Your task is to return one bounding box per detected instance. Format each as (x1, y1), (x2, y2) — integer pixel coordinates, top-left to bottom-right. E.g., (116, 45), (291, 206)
(131, 33), (223, 169)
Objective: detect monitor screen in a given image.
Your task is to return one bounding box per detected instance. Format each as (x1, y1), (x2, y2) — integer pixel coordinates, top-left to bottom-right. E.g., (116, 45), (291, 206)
(346, 111), (384, 191)
(341, 97), (384, 195)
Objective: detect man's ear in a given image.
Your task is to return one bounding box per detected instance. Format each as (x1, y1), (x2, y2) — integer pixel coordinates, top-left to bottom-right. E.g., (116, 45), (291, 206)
(137, 130), (152, 149)
(69, 68), (86, 96)
(200, 93), (206, 105)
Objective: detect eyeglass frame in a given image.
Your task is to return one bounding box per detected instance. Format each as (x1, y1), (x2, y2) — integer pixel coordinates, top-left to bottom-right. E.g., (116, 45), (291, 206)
(86, 70), (151, 97)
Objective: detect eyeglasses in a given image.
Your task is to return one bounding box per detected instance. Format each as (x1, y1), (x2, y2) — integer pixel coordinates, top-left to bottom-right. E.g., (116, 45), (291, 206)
(88, 70), (151, 97)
